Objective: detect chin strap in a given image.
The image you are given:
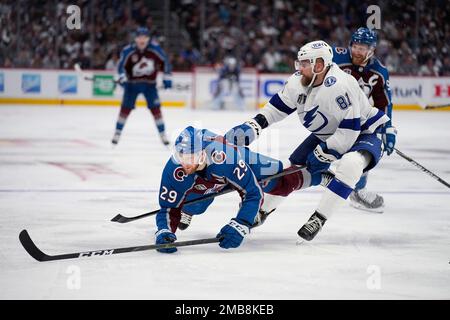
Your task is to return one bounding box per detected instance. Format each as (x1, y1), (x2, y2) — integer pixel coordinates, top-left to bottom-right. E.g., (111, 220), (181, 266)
(363, 49), (374, 64)
(197, 151), (207, 171)
(350, 46), (375, 65)
(309, 64), (331, 87)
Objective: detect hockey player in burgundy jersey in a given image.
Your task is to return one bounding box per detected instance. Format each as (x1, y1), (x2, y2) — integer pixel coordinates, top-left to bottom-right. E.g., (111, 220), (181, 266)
(333, 27), (397, 213)
(112, 27), (172, 146)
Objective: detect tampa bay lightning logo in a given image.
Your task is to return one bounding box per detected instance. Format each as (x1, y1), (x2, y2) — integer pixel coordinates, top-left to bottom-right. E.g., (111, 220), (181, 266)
(303, 105), (329, 133)
(324, 76), (336, 87)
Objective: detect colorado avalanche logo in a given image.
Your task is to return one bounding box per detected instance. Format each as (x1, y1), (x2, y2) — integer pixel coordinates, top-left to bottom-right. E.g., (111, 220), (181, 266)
(335, 47), (348, 54)
(205, 184), (225, 195)
(173, 166), (187, 182)
(357, 74), (379, 97)
(211, 150), (226, 164)
(132, 57), (155, 77)
(324, 76), (336, 87)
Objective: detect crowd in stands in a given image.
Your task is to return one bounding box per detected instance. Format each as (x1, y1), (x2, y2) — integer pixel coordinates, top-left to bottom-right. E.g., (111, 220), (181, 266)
(1, 0), (449, 75)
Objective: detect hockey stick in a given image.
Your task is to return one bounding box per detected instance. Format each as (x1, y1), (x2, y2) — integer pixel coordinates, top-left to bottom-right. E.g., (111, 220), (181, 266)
(74, 63), (120, 84)
(111, 165), (306, 223)
(424, 103), (450, 110)
(394, 148), (450, 188)
(19, 229), (220, 262)
(74, 63), (94, 82)
(74, 63), (166, 90)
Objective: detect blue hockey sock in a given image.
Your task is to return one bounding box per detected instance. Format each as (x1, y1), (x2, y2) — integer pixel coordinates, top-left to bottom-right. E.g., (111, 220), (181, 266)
(150, 107), (165, 133)
(355, 172), (368, 191)
(327, 177), (353, 200)
(115, 108), (131, 134)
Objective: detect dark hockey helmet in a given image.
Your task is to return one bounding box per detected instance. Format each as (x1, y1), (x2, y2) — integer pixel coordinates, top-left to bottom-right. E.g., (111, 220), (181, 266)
(350, 27), (378, 48)
(135, 27), (150, 37)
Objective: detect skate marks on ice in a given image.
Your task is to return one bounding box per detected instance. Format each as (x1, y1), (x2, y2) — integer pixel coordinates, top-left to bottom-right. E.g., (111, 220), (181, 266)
(44, 161), (130, 181)
(0, 138), (98, 149)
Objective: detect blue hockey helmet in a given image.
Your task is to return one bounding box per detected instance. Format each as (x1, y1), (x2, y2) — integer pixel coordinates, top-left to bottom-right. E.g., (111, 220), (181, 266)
(135, 27), (150, 37)
(350, 27), (378, 48)
(174, 126), (205, 164)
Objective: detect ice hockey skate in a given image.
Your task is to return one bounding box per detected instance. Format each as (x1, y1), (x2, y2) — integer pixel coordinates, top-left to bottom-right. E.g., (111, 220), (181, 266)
(178, 212), (193, 230)
(297, 211), (327, 242)
(251, 208), (276, 228)
(159, 132), (170, 146)
(349, 188), (384, 213)
(111, 131), (121, 146)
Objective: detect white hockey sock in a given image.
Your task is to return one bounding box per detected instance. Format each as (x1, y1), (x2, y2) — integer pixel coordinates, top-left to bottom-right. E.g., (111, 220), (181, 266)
(261, 193), (285, 213)
(316, 151), (371, 218)
(316, 187), (348, 219)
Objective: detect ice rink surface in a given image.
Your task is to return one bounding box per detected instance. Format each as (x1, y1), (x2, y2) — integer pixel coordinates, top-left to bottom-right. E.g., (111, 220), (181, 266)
(0, 105), (449, 299)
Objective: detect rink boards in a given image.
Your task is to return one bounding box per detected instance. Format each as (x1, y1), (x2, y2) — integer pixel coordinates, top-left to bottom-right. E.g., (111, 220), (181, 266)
(0, 68), (449, 110)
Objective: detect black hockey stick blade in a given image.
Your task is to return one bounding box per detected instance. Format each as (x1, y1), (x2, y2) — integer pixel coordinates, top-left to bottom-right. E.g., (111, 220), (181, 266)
(111, 187), (235, 223)
(395, 148), (450, 189)
(424, 103), (450, 110)
(19, 229), (51, 262)
(110, 210), (159, 223)
(111, 165), (306, 224)
(19, 229), (220, 262)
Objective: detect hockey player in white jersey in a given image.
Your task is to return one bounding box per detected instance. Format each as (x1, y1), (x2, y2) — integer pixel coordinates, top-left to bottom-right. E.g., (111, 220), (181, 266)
(225, 40), (390, 241)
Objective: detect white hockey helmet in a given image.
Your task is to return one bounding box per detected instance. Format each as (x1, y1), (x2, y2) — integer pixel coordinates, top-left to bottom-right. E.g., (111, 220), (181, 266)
(295, 40), (333, 72)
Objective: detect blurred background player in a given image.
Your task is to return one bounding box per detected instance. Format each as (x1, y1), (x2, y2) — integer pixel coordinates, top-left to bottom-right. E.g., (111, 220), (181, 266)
(212, 56), (245, 110)
(112, 27), (172, 146)
(333, 27), (397, 213)
(154, 126), (320, 253)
